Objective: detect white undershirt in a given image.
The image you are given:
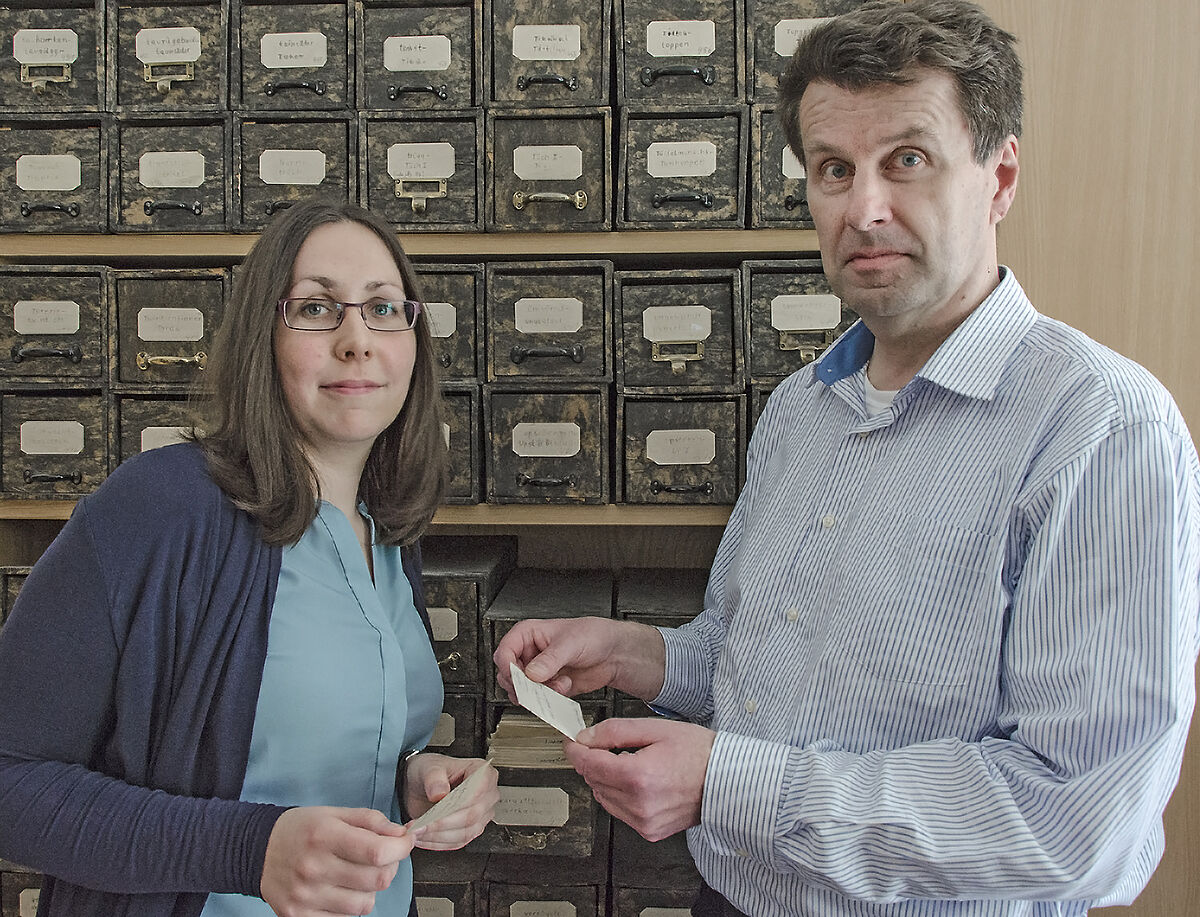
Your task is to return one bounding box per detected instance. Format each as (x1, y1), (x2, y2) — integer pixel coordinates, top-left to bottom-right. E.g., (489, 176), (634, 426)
(863, 369), (900, 417)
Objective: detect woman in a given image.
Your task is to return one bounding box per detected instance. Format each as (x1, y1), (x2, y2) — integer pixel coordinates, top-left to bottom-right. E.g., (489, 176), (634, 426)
(0, 199), (498, 917)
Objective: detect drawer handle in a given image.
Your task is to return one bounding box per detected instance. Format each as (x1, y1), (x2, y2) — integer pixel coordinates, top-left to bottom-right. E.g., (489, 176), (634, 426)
(24, 469), (82, 485)
(388, 83), (449, 101)
(438, 353), (453, 368)
(639, 64), (716, 87)
(136, 351), (208, 371)
(21, 62), (72, 91)
(652, 191), (713, 209)
(437, 651), (462, 671)
(783, 194), (807, 211)
(651, 340), (704, 374)
(143, 61), (193, 95)
(516, 473), (577, 489)
(394, 178), (447, 214)
(516, 72), (578, 92)
(263, 79), (326, 96)
(512, 189), (588, 211)
(509, 344), (585, 365)
(503, 827), (551, 850)
(265, 200), (295, 216)
(21, 202), (80, 218)
(651, 480), (714, 496)
(778, 329), (835, 361)
(10, 343), (83, 364)
(144, 199), (203, 216)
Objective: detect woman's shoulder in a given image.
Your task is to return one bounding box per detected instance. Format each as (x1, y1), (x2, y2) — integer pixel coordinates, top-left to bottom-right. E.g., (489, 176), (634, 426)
(81, 442), (230, 528)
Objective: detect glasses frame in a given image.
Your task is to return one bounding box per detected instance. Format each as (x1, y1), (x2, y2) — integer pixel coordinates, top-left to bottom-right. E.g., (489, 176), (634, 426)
(276, 297), (423, 332)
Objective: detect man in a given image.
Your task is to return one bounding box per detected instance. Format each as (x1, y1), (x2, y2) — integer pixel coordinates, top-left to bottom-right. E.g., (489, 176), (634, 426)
(494, 2), (1200, 914)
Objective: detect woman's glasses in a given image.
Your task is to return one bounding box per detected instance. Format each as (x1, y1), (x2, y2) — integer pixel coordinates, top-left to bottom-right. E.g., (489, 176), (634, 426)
(277, 297), (422, 332)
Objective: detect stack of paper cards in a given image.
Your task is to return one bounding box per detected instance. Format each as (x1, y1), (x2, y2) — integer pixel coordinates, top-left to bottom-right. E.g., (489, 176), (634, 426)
(406, 762), (493, 830)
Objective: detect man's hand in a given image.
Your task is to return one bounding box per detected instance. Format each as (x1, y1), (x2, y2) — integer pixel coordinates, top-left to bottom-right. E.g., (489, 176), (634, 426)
(565, 717), (715, 842)
(403, 753), (499, 850)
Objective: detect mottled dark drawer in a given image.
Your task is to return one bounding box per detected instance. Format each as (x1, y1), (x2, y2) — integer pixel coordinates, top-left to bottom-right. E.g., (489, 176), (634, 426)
(483, 810), (610, 881)
(616, 268), (743, 392)
(612, 820), (701, 896)
(358, 0), (482, 110)
(486, 261), (612, 382)
(0, 566), (32, 628)
(489, 0), (610, 107)
(616, 566), (707, 621)
(108, 1), (227, 110)
(413, 849), (485, 917)
(424, 691), (484, 760)
(1, 391), (106, 497)
(360, 110), (483, 231)
(0, 869), (42, 917)
(235, 113), (354, 230)
(416, 263), (482, 381)
(618, 105), (746, 228)
(742, 258), (855, 380)
(485, 387), (610, 505)
(749, 381), (775, 433)
(113, 394), (193, 466)
(0, 2), (104, 112)
(620, 395), (743, 504)
(422, 574), (482, 686)
(751, 102), (812, 227)
(234, 0), (353, 110)
(747, 0), (864, 101)
(0, 265), (106, 383)
(0, 117), (106, 233)
(487, 108), (611, 232)
(111, 115), (231, 232)
(439, 383), (481, 503)
(487, 882), (600, 916)
(615, 0), (744, 105)
(111, 268), (227, 387)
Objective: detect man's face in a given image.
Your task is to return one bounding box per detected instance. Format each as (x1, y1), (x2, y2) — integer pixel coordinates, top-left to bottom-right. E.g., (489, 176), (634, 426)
(798, 69), (1016, 337)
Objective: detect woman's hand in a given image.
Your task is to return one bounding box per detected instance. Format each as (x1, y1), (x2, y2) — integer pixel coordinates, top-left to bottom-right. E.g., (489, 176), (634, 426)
(403, 753), (499, 850)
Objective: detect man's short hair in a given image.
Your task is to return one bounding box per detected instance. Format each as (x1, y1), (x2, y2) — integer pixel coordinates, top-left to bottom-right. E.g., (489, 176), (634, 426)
(778, 0), (1023, 164)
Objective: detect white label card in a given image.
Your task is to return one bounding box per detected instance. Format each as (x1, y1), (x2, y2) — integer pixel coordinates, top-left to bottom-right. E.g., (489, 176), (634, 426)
(387, 142), (455, 181)
(141, 426), (189, 452)
(135, 27), (202, 64)
(511, 422), (580, 458)
(139, 151), (206, 189)
(13, 300), (80, 336)
(513, 145), (582, 181)
(493, 785), (571, 827)
(514, 297), (583, 334)
(430, 712), (455, 748)
(646, 429), (716, 466)
(641, 305), (712, 343)
(20, 420), (84, 455)
(510, 662), (586, 740)
(425, 302), (457, 339)
(260, 32), (328, 69)
(427, 606), (459, 642)
(770, 294), (841, 331)
(441, 422), (451, 449)
(258, 149), (327, 186)
(415, 897), (455, 917)
(774, 18), (830, 57)
(13, 29), (79, 64)
(511, 903), (576, 917)
(384, 34), (452, 72)
(647, 141), (717, 178)
(15, 154), (81, 192)
(137, 307), (204, 342)
(646, 20), (715, 58)
(511, 24), (581, 61)
(18, 889), (40, 917)
(782, 146), (806, 180)
(407, 763), (494, 830)
(640, 910), (692, 917)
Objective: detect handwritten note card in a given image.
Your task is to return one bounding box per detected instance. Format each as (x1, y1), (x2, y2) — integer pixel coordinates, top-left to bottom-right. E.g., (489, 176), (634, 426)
(510, 662), (586, 740)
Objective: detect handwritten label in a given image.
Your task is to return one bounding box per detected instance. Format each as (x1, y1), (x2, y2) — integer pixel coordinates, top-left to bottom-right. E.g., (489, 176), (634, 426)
(430, 711), (456, 748)
(427, 605), (459, 642)
(647, 141), (716, 178)
(511, 903), (575, 917)
(384, 34), (451, 72)
(641, 305), (712, 343)
(646, 20), (715, 58)
(139, 150), (206, 189)
(13, 300), (80, 336)
(20, 420), (84, 455)
(493, 785), (570, 826)
(258, 149), (327, 186)
(513, 145), (582, 181)
(424, 302), (456, 339)
(140, 426), (189, 452)
(137, 307), (204, 342)
(415, 897), (455, 917)
(511, 662), (586, 739)
(782, 146), (805, 180)
(135, 27), (202, 64)
(646, 428), (716, 466)
(13, 29), (78, 64)
(15, 154), (81, 192)
(260, 32), (327, 69)
(511, 422), (580, 458)
(387, 142), (455, 181)
(514, 297), (582, 334)
(774, 18), (830, 57)
(511, 24), (581, 61)
(770, 294), (841, 331)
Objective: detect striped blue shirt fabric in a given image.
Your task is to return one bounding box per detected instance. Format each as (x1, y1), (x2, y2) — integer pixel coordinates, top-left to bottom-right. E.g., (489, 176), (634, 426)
(656, 269), (1200, 916)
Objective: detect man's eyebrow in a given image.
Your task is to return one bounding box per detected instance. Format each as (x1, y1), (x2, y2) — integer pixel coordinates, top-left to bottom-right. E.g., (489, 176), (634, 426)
(803, 125), (936, 159)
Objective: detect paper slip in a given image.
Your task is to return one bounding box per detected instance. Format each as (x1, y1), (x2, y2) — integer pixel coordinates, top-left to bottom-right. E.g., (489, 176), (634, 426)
(510, 661), (587, 740)
(406, 761), (493, 831)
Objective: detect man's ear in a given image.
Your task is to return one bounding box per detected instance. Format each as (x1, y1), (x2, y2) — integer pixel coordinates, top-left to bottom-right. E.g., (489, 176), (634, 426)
(990, 135), (1020, 225)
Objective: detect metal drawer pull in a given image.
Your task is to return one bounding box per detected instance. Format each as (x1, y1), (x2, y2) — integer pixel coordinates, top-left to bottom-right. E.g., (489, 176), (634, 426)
(516, 473), (577, 489)
(509, 344), (585, 365)
(438, 354), (453, 368)
(144, 199), (203, 216)
(263, 79), (325, 96)
(24, 470), (82, 485)
(21, 63), (71, 91)
(143, 62), (193, 95)
(653, 191), (714, 209)
(136, 352), (208, 371)
(503, 828), (550, 850)
(388, 83), (448, 101)
(783, 194), (807, 211)
(778, 329), (835, 362)
(516, 72), (578, 91)
(651, 340), (704, 374)
(394, 178), (447, 214)
(21, 202), (80, 218)
(512, 190), (588, 211)
(10, 343), (83, 364)
(651, 480), (714, 496)
(437, 651), (462, 670)
(265, 200), (295, 216)
(639, 64), (716, 87)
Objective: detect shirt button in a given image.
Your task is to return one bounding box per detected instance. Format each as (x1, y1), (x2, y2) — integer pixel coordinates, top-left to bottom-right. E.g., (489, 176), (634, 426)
(785, 607), (799, 622)
(744, 698), (758, 714)
(858, 431), (871, 439)
(735, 848), (749, 858)
(821, 513), (837, 529)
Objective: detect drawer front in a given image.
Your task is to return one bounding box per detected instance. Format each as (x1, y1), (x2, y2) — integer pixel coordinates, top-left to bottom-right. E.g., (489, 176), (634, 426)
(612, 819), (701, 890)
(417, 265), (482, 381)
(111, 2), (227, 109)
(113, 118), (230, 232)
(1, 392), (107, 496)
(0, 566), (32, 628)
(112, 270), (226, 386)
(490, 0), (610, 107)
(486, 262), (612, 382)
(236, 1), (352, 110)
(0, 5), (104, 111)
(476, 766), (597, 858)
(748, 0), (865, 101)
(1, 870), (44, 917)
(617, 0), (743, 104)
(0, 268), (106, 382)
(114, 394), (192, 465)
(749, 381), (775, 433)
(423, 577), (480, 686)
(424, 691), (484, 760)
(414, 880), (476, 917)
(616, 567), (708, 621)
(359, 1), (480, 110)
(0, 120), (106, 233)
(361, 112), (483, 231)
(751, 103), (813, 227)
(440, 385), (481, 504)
(488, 884), (599, 917)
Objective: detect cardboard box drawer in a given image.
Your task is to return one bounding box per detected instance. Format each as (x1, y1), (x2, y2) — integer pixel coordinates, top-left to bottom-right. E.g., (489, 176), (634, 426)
(360, 110), (483, 232)
(110, 115), (232, 232)
(751, 102), (813, 227)
(113, 393), (192, 466)
(0, 265), (107, 384)
(413, 848), (486, 917)
(616, 566), (708, 622)
(1, 390), (107, 497)
(439, 383), (481, 504)
(0, 117), (106, 233)
(0, 869), (42, 917)
(108, 0), (228, 110)
(425, 691), (485, 760)
(748, 0), (863, 101)
(490, 0), (610, 108)
(749, 381), (775, 433)
(0, 2), (105, 112)
(0, 566), (32, 629)
(416, 263), (483, 381)
(611, 820), (701, 897)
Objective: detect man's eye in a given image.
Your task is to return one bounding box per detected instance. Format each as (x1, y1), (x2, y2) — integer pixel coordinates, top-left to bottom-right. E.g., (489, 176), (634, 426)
(821, 162), (850, 181)
(898, 152), (923, 168)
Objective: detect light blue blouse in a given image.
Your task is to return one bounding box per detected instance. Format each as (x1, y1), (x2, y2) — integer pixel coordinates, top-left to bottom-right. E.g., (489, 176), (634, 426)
(201, 502), (442, 916)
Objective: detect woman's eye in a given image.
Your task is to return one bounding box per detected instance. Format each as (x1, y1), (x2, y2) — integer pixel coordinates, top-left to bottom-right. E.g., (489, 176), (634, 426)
(300, 299), (332, 316)
(369, 301), (397, 317)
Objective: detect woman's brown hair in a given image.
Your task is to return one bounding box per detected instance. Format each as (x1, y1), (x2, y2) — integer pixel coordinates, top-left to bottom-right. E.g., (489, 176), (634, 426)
(192, 198), (445, 547)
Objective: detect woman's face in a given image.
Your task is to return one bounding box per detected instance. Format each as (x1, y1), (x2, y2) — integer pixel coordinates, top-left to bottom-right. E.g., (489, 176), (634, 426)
(273, 220), (418, 471)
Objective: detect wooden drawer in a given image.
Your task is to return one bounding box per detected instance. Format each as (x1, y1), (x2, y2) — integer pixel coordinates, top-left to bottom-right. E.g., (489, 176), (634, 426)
(439, 383), (481, 503)
(0, 869), (42, 917)
(0, 265), (107, 384)
(425, 690), (485, 760)
(747, 0), (863, 101)
(110, 115), (232, 232)
(615, 0), (744, 105)
(487, 108), (612, 232)
(486, 261), (612, 383)
(0, 566), (32, 629)
(489, 0), (611, 108)
(750, 102), (812, 227)
(423, 572), (483, 687)
(358, 0), (483, 110)
(619, 395), (744, 504)
(416, 263), (483, 381)
(360, 110), (483, 232)
(1, 390), (107, 497)
(483, 808), (611, 880)
(611, 820), (701, 897)
(233, 0), (353, 111)
(0, 2), (105, 112)
(0, 116), (106, 233)
(108, 0), (228, 110)
(112, 393), (192, 466)
(618, 105), (746, 229)
(616, 566), (708, 622)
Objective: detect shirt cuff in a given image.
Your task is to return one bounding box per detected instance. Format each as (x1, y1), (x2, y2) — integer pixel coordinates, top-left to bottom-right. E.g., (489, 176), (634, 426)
(693, 730), (791, 863)
(651, 624), (713, 720)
